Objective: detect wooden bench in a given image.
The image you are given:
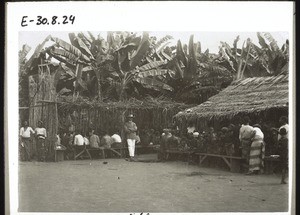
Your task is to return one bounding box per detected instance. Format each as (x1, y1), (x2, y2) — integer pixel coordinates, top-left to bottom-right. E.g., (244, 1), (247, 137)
(74, 145), (92, 160)
(196, 153), (244, 173)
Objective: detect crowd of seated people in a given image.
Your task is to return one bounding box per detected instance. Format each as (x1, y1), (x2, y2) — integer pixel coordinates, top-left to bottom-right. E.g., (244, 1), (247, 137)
(54, 116), (285, 162)
(155, 118), (286, 160)
(55, 128), (123, 159)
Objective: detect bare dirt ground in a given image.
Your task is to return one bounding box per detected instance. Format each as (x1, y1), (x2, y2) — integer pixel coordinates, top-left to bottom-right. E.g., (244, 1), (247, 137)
(18, 154), (288, 213)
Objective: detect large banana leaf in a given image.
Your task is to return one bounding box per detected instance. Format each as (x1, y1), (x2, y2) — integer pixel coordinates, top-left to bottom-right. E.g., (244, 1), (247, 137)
(50, 47), (79, 62)
(263, 32), (280, 52)
(160, 49), (172, 61)
(138, 60), (166, 71)
(130, 32), (150, 70)
(117, 41), (138, 69)
(46, 49), (76, 69)
(151, 35), (173, 54)
(156, 42), (171, 55)
(137, 69), (169, 78)
(257, 32), (270, 50)
(196, 42), (201, 55)
(116, 42), (138, 52)
(233, 36), (240, 57)
(188, 35), (196, 57)
(50, 36), (90, 62)
(134, 77), (173, 91)
(78, 32), (92, 46)
(74, 63), (85, 90)
(60, 63), (75, 77)
(82, 66), (94, 72)
(200, 63), (232, 78)
(219, 45), (235, 71)
(68, 33), (94, 59)
(173, 58), (184, 79)
(176, 40), (188, 67)
(107, 31), (122, 50)
(187, 35), (197, 78)
(87, 31), (96, 42)
(183, 44), (188, 56)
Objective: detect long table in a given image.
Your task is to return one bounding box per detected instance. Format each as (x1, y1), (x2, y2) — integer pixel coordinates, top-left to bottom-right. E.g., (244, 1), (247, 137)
(196, 153), (244, 173)
(86, 145), (159, 159)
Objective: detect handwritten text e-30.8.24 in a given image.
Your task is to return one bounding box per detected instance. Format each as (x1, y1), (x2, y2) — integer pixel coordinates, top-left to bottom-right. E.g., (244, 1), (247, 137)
(21, 15), (75, 27)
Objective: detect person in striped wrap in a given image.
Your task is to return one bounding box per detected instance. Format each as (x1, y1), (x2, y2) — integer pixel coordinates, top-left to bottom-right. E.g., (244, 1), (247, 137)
(246, 124), (265, 175)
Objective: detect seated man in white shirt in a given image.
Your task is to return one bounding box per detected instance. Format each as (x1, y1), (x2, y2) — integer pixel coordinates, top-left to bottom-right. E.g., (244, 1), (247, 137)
(73, 131), (87, 159)
(111, 133), (122, 148)
(74, 131), (85, 147)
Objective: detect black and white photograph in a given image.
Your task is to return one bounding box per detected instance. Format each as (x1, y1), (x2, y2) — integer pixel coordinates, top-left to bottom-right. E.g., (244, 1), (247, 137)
(6, 2), (295, 214)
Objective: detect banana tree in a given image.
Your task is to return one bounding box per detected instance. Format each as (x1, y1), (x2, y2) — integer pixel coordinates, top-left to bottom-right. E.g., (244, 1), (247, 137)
(218, 32), (289, 79)
(254, 32), (289, 75)
(42, 35), (93, 100)
(162, 35), (232, 103)
(218, 36), (255, 80)
(101, 31), (175, 101)
(19, 44), (32, 108)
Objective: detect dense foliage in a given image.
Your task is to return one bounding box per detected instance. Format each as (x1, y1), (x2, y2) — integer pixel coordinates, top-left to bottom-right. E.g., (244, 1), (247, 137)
(20, 32), (289, 105)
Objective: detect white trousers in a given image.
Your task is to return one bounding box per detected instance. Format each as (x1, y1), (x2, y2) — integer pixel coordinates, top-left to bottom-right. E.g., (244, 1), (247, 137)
(127, 139), (136, 157)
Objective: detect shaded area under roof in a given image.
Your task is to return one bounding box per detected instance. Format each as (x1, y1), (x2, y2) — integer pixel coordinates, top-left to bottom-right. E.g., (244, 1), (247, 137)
(174, 75), (289, 121)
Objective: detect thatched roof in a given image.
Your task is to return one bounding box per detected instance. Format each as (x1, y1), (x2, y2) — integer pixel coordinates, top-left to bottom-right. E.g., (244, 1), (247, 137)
(174, 75), (289, 121)
(55, 96), (192, 111)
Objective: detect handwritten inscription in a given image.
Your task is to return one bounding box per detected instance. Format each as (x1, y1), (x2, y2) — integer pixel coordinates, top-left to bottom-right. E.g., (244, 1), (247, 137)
(21, 15), (75, 27)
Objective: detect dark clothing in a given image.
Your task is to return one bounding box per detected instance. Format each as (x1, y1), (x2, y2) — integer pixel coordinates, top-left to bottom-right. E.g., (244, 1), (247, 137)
(167, 136), (180, 149)
(36, 138), (47, 161)
(189, 138), (199, 150)
(161, 134), (171, 150)
(21, 137), (31, 161)
(241, 139), (252, 160)
(232, 125), (241, 156)
(124, 121), (137, 140)
(279, 136), (288, 169)
(208, 132), (217, 153)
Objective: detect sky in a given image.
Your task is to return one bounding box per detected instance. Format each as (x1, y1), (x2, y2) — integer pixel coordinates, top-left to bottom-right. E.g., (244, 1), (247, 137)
(19, 31), (289, 59)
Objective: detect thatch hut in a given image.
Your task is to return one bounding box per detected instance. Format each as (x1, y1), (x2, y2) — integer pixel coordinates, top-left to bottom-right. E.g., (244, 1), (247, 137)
(174, 75), (289, 131)
(57, 96), (191, 137)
